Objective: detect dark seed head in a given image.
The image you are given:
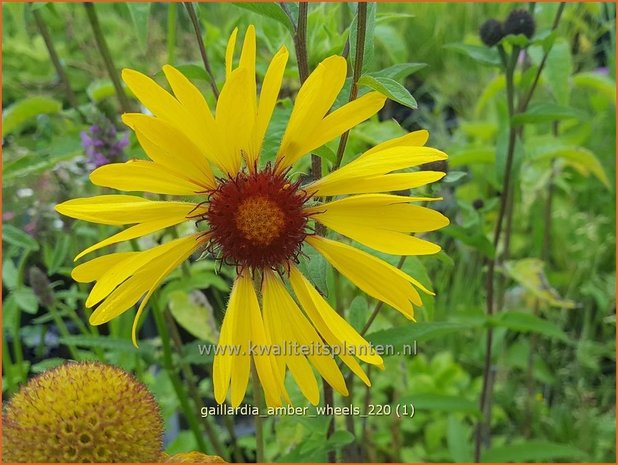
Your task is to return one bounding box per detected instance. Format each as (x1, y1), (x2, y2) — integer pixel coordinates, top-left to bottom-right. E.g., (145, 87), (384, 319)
(479, 19), (504, 47)
(504, 9), (535, 39)
(472, 198), (485, 210)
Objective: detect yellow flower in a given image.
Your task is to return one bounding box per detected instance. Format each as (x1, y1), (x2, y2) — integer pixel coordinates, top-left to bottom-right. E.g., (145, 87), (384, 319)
(2, 362), (163, 463)
(56, 26), (449, 407)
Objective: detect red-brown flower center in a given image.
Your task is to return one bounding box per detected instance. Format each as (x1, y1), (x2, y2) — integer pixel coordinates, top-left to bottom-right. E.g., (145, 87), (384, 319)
(203, 166), (310, 270)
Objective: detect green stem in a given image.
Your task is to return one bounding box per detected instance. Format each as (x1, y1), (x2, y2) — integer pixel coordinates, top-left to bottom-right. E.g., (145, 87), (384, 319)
(83, 2), (132, 113)
(184, 2), (219, 98)
(32, 7), (82, 116)
(49, 302), (80, 360)
(334, 2), (368, 171)
(3, 334), (16, 394)
(167, 3), (177, 65)
(251, 361), (265, 463)
(153, 301), (210, 453)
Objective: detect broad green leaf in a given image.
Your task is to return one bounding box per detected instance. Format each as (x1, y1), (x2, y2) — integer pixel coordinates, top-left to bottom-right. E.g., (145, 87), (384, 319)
(367, 62), (427, 81)
(126, 3), (152, 51)
(358, 75), (417, 109)
(232, 3), (294, 34)
(493, 311), (571, 343)
(534, 144), (611, 189)
(502, 258), (577, 309)
(46, 235), (71, 275)
(326, 430), (355, 448)
(441, 224), (495, 259)
(374, 24), (407, 64)
(2, 259), (18, 290)
(86, 80), (117, 102)
(482, 441), (587, 462)
(443, 43), (501, 66)
(447, 416), (474, 462)
(168, 290), (219, 343)
(349, 2), (376, 73)
(169, 64), (212, 82)
(367, 321), (482, 355)
(512, 103), (585, 125)
(449, 146), (496, 167)
(544, 38), (572, 105)
(312, 145), (337, 164)
(2, 96), (62, 136)
(2, 224), (39, 251)
(573, 71), (616, 102)
(443, 171), (467, 184)
(14, 287), (39, 314)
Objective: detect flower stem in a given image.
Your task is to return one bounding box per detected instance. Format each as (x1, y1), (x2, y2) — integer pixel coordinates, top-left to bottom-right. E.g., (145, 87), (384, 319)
(167, 3), (177, 65)
(334, 2), (368, 171)
(152, 301), (211, 454)
(475, 6), (567, 461)
(83, 2), (131, 114)
(184, 2), (219, 98)
(251, 361), (265, 463)
(32, 7), (80, 113)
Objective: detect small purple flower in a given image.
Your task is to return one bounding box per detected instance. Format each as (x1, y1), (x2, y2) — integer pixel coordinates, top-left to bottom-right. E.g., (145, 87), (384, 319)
(80, 117), (128, 168)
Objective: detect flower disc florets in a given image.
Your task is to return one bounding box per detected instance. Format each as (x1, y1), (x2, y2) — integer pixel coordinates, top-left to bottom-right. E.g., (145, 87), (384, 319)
(2, 362), (163, 463)
(204, 164), (311, 270)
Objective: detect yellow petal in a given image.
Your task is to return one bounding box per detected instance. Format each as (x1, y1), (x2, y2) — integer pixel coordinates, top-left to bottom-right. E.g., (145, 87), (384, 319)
(122, 114), (215, 186)
(306, 236), (425, 319)
(213, 276), (239, 404)
(215, 68), (253, 174)
(56, 195), (196, 225)
(239, 25), (257, 113)
(306, 194), (449, 255)
(284, 92), (386, 167)
(88, 234), (199, 327)
(122, 69), (185, 122)
(308, 171), (445, 197)
(251, 46), (289, 163)
(308, 146), (447, 194)
(162, 64), (222, 160)
(90, 160), (208, 195)
(72, 252), (136, 283)
(263, 270), (348, 401)
(289, 266), (383, 367)
(360, 129), (430, 159)
(225, 27), (239, 79)
(277, 56), (347, 167)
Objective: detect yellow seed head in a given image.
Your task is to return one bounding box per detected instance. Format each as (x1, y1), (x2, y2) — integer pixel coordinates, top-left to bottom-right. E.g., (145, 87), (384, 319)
(2, 361), (163, 463)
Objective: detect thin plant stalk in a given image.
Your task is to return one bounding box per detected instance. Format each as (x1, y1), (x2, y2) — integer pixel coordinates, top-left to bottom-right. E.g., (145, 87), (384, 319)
(83, 2), (132, 114)
(184, 2), (219, 98)
(334, 2), (368, 170)
(251, 361), (265, 463)
(475, 5), (566, 460)
(32, 7), (81, 115)
(152, 301), (211, 454)
(167, 3), (177, 65)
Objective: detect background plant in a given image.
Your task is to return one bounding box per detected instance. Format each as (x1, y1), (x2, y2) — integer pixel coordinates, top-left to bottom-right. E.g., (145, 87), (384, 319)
(2, 2), (615, 463)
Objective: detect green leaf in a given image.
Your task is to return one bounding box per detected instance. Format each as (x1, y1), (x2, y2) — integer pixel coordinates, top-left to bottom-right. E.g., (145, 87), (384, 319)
(572, 72), (616, 102)
(312, 145), (337, 164)
(374, 24), (407, 64)
(349, 3), (376, 73)
(2, 259), (18, 290)
(399, 393), (480, 415)
(358, 75), (417, 109)
(326, 430), (355, 448)
(367, 321), (481, 355)
(443, 43), (501, 66)
(47, 235), (71, 275)
(502, 258), (577, 309)
(86, 80), (117, 102)
(168, 290), (219, 343)
(482, 441), (587, 462)
(165, 63), (212, 83)
(126, 3), (151, 51)
(58, 335), (156, 354)
(449, 146), (496, 167)
(31, 358), (66, 374)
(2, 224), (39, 251)
(544, 38), (572, 105)
(2, 96), (62, 136)
(231, 3), (294, 34)
(441, 224), (495, 259)
(3, 136), (83, 183)
(492, 311), (571, 344)
(447, 416), (474, 462)
(14, 287), (39, 314)
(512, 103), (585, 125)
(535, 145), (611, 189)
(367, 63), (427, 81)
(443, 171), (467, 184)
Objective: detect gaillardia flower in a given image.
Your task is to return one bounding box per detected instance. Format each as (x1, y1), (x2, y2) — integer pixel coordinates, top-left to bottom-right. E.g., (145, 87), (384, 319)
(56, 26), (449, 407)
(2, 362), (162, 462)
